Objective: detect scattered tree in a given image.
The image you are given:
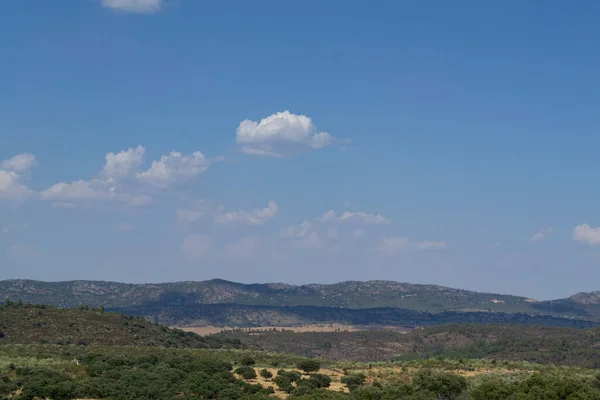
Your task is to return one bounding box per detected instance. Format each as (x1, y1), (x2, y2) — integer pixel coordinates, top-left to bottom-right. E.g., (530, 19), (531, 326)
(259, 369), (273, 379)
(297, 359), (321, 374)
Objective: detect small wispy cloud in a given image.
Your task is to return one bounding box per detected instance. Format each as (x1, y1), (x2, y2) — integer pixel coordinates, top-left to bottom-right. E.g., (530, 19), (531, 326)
(214, 201), (279, 225)
(319, 210), (391, 225)
(416, 240), (447, 250)
(530, 227), (552, 243)
(101, 0), (164, 13)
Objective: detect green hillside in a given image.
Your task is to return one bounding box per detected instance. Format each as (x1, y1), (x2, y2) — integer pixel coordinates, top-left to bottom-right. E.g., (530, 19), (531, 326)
(0, 302), (243, 349)
(0, 278), (552, 311)
(218, 323), (600, 367)
(116, 303), (598, 329)
(3, 279), (600, 325)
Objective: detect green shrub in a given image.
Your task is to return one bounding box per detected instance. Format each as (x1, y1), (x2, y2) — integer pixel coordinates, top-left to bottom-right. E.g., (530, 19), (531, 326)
(259, 369), (273, 379)
(239, 355), (256, 366)
(235, 365), (257, 380)
(297, 360), (321, 374)
(341, 374), (365, 391)
(308, 373), (331, 388)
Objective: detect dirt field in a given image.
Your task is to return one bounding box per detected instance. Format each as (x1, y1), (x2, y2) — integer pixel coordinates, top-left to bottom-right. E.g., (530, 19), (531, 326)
(180, 324), (411, 336)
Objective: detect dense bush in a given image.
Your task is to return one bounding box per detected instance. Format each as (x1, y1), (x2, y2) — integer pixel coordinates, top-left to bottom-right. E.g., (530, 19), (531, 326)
(235, 365), (258, 380)
(297, 359), (321, 373)
(341, 374), (366, 391)
(308, 373), (332, 388)
(240, 355), (256, 366)
(260, 368), (273, 379)
(0, 351), (273, 400)
(412, 369), (467, 399)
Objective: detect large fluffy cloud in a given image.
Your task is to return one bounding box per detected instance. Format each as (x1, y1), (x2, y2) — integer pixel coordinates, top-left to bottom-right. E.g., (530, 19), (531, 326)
(101, 0), (163, 13)
(1, 153), (37, 173)
(102, 146), (145, 179)
(41, 146), (208, 206)
(214, 201), (279, 225)
(573, 224), (600, 246)
(0, 170), (31, 200)
(236, 111), (334, 157)
(0, 154), (36, 200)
(137, 151), (209, 188)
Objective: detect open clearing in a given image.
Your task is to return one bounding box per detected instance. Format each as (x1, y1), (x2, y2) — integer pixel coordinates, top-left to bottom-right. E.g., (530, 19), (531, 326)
(180, 324), (412, 336)
(238, 367), (348, 399)
(237, 365), (532, 399)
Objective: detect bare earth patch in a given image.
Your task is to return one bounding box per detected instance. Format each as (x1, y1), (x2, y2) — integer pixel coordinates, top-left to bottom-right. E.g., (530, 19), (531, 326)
(180, 324), (411, 336)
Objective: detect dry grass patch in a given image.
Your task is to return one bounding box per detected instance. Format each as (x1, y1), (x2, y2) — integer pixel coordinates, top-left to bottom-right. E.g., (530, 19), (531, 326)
(236, 367), (349, 398)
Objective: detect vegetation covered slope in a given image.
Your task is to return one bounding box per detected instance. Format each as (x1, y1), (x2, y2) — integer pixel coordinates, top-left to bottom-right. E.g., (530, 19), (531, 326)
(0, 302), (243, 349)
(2, 344), (600, 400)
(218, 324), (600, 367)
(0, 278), (541, 312)
(115, 303), (599, 328)
(4, 278), (600, 325)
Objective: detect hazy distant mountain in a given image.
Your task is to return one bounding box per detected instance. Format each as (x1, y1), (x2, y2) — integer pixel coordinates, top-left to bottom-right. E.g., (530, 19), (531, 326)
(2, 279), (599, 326)
(570, 291), (600, 305)
(0, 278), (536, 311)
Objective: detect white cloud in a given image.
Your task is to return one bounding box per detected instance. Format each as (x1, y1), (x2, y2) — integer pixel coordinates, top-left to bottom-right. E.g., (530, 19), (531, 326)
(41, 179), (114, 201)
(40, 178), (151, 206)
(224, 236), (260, 259)
(102, 145), (145, 179)
(1, 154), (37, 173)
(236, 111), (334, 157)
(240, 147), (284, 158)
(377, 236), (409, 256)
(215, 201), (279, 225)
(0, 170), (31, 199)
(101, 0), (163, 13)
(353, 228), (366, 238)
(0, 154), (36, 199)
(530, 227), (552, 243)
(137, 151), (209, 188)
(573, 224), (600, 246)
(180, 234), (215, 261)
(417, 240), (447, 250)
(319, 210), (391, 225)
(41, 147), (209, 208)
(280, 221), (311, 238)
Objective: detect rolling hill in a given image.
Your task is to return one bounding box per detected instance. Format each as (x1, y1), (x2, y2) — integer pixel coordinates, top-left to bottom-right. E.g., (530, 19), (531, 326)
(0, 278), (550, 311)
(217, 323), (600, 367)
(2, 278), (600, 327)
(0, 302), (244, 349)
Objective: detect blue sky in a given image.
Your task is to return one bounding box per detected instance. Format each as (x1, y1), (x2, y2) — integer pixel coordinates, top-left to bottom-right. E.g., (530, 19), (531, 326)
(2, 0), (600, 299)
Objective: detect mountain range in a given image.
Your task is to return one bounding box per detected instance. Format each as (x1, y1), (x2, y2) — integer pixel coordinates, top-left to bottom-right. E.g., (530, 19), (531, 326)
(2, 278), (600, 327)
